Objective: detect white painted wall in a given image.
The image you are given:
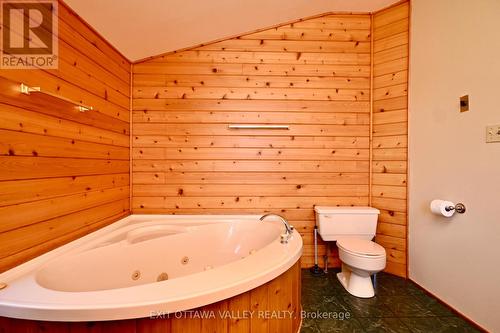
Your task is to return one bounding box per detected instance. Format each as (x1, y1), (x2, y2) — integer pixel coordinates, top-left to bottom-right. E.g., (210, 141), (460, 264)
(409, 0), (500, 331)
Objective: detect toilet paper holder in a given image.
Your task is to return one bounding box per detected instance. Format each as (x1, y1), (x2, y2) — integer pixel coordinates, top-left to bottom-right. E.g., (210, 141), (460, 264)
(444, 203), (466, 214)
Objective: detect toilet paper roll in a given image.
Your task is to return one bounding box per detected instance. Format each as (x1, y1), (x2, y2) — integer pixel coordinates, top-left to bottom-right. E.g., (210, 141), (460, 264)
(430, 199), (455, 217)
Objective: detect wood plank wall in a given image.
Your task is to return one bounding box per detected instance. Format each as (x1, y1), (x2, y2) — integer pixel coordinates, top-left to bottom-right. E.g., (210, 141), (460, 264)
(372, 1), (409, 277)
(0, 1), (131, 272)
(132, 14), (373, 268)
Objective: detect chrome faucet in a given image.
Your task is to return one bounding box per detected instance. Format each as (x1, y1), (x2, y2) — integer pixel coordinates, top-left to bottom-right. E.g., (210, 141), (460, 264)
(259, 213), (294, 244)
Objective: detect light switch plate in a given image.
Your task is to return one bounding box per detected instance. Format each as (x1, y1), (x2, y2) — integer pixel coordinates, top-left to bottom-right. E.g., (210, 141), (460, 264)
(460, 95), (469, 112)
(486, 125), (500, 143)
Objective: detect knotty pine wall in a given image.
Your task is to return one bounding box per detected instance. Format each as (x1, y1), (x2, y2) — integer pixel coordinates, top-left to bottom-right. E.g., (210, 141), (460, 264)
(0, 6), (409, 276)
(0, 2), (131, 272)
(372, 1), (409, 277)
(132, 14), (373, 268)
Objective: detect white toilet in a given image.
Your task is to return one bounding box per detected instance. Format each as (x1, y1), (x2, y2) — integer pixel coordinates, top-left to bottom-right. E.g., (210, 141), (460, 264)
(314, 206), (386, 298)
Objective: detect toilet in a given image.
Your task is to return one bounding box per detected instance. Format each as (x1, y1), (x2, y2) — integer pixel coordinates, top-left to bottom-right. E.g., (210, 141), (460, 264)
(314, 206), (386, 298)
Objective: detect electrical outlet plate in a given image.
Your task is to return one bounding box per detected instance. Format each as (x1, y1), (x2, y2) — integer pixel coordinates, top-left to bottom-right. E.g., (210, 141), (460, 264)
(486, 125), (500, 143)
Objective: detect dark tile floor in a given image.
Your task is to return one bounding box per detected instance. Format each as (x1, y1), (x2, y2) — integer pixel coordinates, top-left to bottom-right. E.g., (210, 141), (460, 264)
(300, 269), (481, 333)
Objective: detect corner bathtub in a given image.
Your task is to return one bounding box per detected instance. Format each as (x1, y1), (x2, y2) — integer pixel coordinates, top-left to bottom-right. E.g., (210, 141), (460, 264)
(0, 215), (302, 323)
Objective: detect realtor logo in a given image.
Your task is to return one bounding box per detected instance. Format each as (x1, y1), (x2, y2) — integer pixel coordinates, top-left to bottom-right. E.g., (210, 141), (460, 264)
(0, 0), (58, 69)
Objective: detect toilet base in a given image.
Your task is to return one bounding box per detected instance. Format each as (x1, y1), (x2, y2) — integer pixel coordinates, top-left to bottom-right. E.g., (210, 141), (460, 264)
(337, 266), (375, 298)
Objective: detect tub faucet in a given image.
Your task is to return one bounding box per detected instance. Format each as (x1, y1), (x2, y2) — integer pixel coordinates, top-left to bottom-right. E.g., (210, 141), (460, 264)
(259, 213), (294, 244)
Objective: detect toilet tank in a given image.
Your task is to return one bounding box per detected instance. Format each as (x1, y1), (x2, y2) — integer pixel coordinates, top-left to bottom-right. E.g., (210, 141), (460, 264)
(314, 206), (380, 241)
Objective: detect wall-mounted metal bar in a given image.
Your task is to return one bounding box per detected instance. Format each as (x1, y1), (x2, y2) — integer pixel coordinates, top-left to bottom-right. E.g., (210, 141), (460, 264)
(228, 124), (290, 130)
(20, 83), (93, 112)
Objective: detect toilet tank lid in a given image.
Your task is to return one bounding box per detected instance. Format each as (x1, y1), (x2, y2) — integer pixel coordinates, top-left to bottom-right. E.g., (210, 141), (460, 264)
(314, 206), (380, 214)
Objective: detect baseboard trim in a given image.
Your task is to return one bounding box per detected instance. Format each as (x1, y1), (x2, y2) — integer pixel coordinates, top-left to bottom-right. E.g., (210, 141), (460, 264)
(409, 278), (489, 332)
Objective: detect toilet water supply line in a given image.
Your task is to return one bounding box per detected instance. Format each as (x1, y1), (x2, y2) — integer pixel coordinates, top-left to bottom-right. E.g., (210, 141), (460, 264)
(310, 225), (323, 275)
(324, 243), (329, 273)
(314, 226), (318, 266)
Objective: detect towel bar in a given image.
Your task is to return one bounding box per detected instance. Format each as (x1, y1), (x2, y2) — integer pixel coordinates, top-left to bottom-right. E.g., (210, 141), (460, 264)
(228, 124), (289, 130)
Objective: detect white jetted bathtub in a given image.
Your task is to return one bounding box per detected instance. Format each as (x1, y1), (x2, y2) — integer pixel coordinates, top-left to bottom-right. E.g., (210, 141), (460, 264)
(0, 215), (303, 321)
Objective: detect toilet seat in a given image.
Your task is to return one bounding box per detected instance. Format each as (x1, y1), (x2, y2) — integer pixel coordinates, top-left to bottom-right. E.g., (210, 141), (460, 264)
(337, 238), (385, 258)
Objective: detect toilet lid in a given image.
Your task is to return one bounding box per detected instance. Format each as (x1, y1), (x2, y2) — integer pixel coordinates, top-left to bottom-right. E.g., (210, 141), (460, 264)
(337, 238), (385, 257)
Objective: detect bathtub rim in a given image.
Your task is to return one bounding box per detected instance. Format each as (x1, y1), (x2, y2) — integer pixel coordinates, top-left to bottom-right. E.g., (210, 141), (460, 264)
(0, 214), (263, 281)
(0, 214), (303, 322)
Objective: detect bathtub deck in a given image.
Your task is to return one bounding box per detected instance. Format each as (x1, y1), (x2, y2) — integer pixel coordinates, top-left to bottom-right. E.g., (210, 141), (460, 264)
(300, 269), (481, 332)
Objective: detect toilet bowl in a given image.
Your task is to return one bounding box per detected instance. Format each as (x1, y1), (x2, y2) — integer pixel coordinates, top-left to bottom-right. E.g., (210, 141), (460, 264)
(336, 238), (386, 298)
(314, 206), (386, 298)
